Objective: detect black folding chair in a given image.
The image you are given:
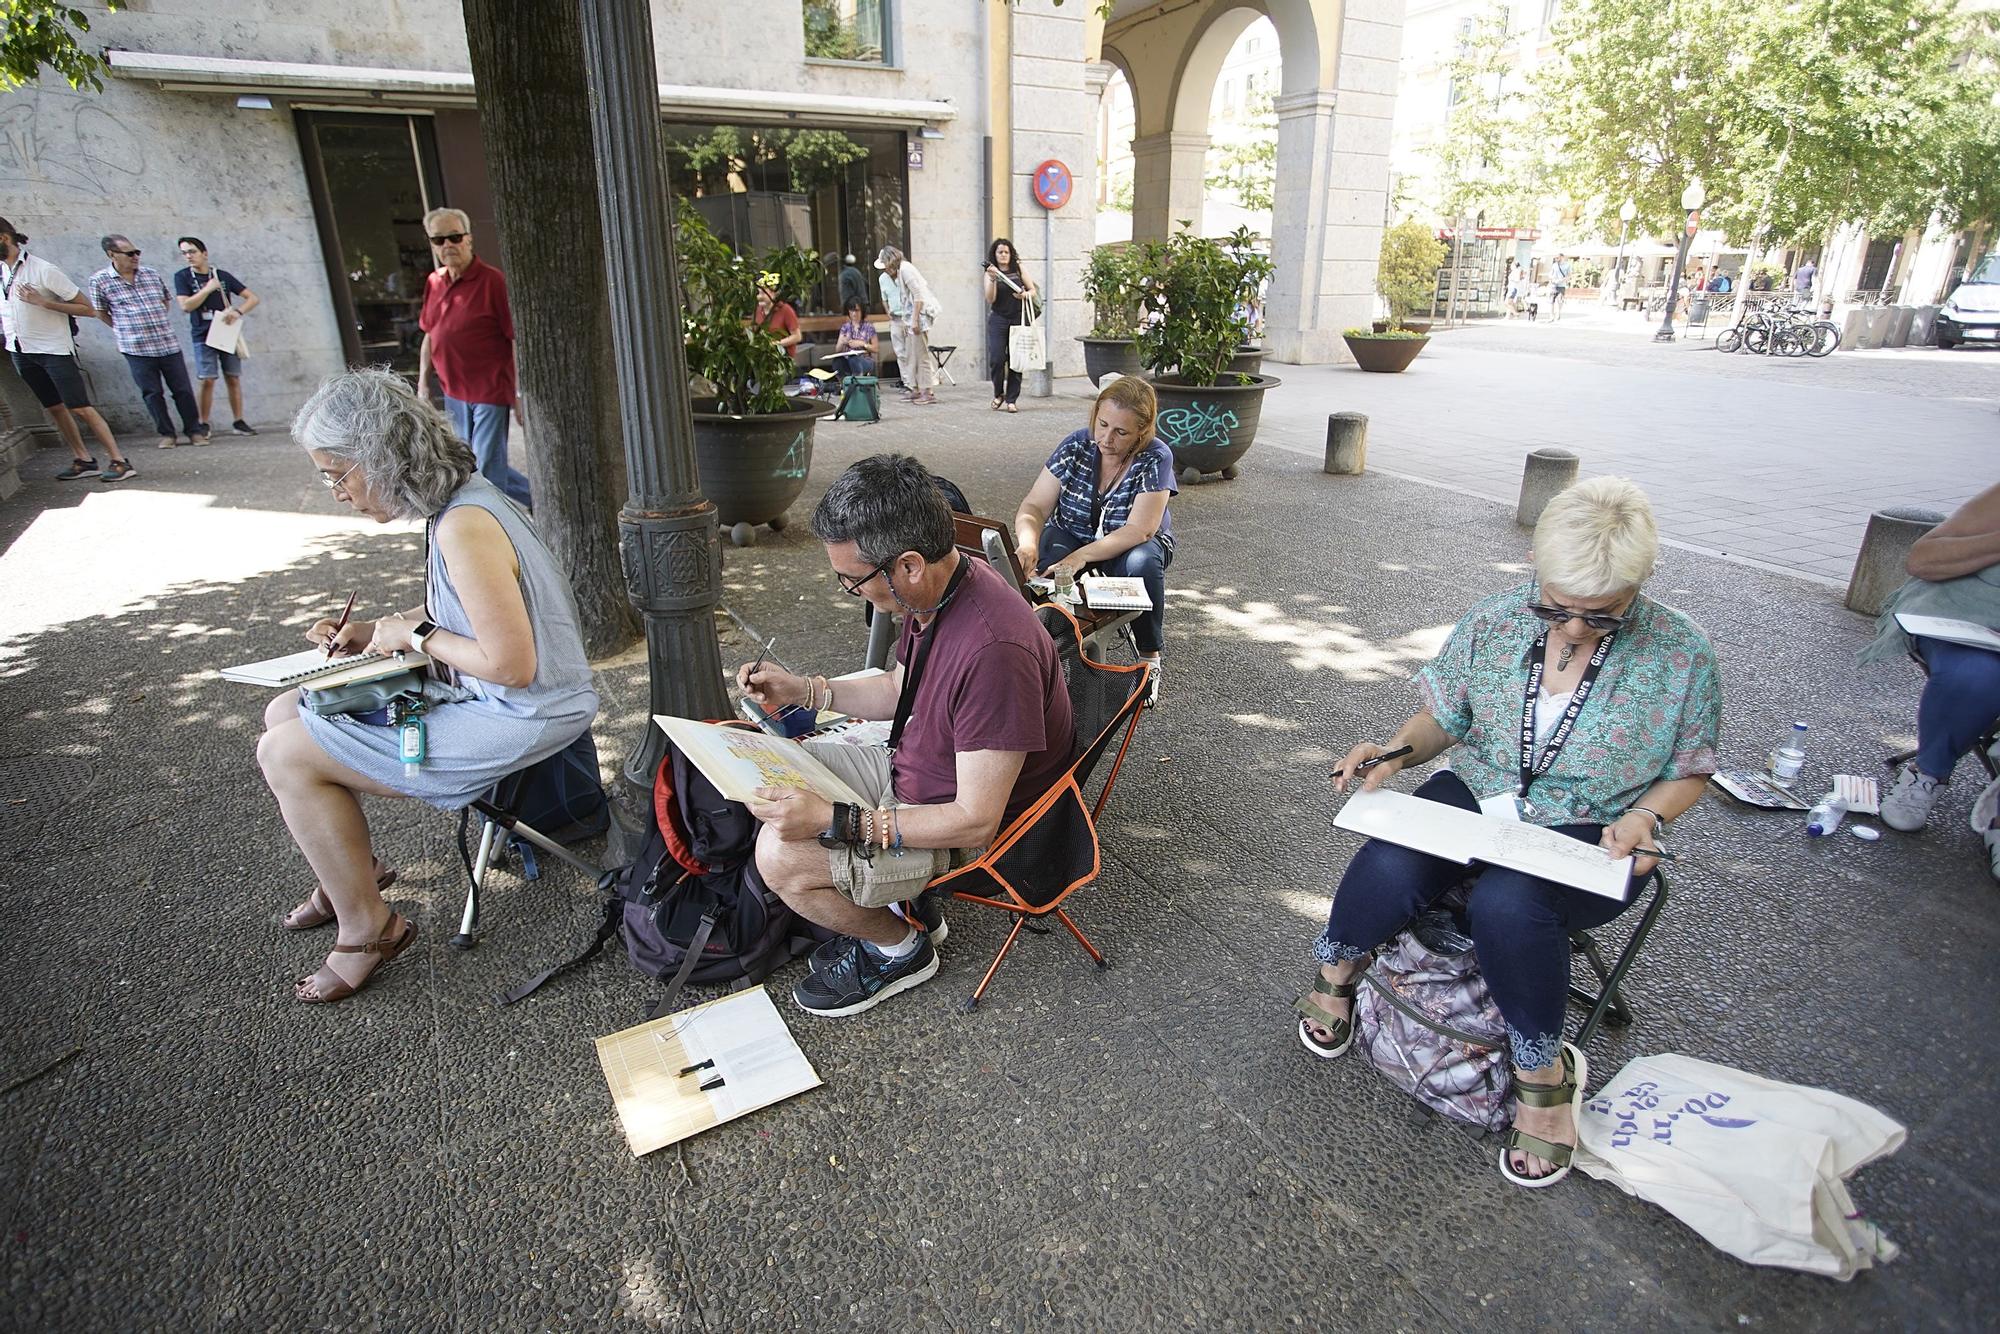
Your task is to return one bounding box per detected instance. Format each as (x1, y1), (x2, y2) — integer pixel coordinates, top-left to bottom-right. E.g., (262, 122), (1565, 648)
(1567, 869), (1669, 1047)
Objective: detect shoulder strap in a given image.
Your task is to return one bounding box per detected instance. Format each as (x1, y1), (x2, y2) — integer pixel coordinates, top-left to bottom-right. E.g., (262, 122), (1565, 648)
(496, 891), (623, 1005)
(647, 910), (719, 1020)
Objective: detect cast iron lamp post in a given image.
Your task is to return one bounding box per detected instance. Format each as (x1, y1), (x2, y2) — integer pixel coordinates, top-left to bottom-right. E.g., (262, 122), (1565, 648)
(1654, 179), (1707, 343)
(1608, 198), (1636, 305)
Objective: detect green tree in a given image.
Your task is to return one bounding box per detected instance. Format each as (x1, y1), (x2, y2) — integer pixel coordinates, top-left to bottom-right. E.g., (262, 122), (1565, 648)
(1377, 220), (1447, 328)
(1427, 4), (1535, 229)
(1205, 94), (1277, 213)
(0, 1), (117, 91)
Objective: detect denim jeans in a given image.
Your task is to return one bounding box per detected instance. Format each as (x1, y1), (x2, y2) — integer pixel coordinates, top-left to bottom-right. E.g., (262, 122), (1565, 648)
(1314, 770), (1646, 1071)
(123, 352), (203, 437)
(1912, 636), (2000, 778)
(443, 395), (533, 511)
(1038, 521), (1171, 655)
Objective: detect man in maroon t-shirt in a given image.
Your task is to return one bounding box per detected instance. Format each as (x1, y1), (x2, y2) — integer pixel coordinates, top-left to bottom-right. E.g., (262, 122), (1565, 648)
(740, 454), (1073, 1017)
(417, 207), (532, 510)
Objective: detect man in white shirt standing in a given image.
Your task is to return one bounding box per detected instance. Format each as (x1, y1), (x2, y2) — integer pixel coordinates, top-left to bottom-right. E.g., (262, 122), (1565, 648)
(876, 245), (940, 405)
(0, 217), (134, 481)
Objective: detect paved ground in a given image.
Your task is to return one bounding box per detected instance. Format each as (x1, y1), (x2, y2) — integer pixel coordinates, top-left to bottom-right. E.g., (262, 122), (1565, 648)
(2, 352), (1997, 1331)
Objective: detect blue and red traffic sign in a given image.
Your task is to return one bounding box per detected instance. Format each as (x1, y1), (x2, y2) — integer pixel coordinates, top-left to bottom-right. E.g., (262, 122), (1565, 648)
(1031, 159), (1073, 210)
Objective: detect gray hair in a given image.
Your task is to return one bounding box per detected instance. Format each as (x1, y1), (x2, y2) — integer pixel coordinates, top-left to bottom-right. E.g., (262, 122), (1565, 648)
(811, 454), (953, 564)
(1533, 476), (1659, 599)
(875, 244), (902, 269)
(100, 234), (131, 254)
(291, 368), (476, 520)
(422, 207), (471, 235)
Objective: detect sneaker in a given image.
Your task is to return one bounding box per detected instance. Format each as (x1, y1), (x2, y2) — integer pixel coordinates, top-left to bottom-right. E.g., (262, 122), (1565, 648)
(794, 932), (938, 1017)
(100, 459), (137, 483)
(1985, 826), (2000, 883)
(809, 888), (948, 970)
(54, 458), (101, 480)
(1879, 762), (1941, 832)
(190, 430), (212, 446)
(232, 419), (258, 436)
(1141, 659), (1162, 708)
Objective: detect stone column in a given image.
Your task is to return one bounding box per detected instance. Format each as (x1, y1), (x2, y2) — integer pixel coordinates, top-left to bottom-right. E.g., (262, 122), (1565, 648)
(1129, 131), (1210, 243)
(1010, 3), (1096, 385)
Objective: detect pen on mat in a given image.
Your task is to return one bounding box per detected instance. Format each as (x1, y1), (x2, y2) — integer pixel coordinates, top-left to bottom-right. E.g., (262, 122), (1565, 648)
(1333, 745), (1414, 779)
(678, 1059), (714, 1077)
(324, 590), (357, 660)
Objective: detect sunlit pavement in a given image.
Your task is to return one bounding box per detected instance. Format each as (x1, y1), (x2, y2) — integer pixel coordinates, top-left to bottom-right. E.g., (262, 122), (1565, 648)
(2, 388), (1993, 1329)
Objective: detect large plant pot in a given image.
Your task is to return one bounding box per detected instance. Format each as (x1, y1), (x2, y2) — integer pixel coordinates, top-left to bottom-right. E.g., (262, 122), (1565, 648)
(1078, 336), (1143, 386)
(691, 396), (837, 546)
(1226, 344), (1265, 377)
(1342, 334), (1429, 374)
(1148, 373), (1281, 481)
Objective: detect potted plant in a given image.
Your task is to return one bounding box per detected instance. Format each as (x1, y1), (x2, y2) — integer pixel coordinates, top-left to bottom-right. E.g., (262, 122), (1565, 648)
(1135, 226), (1281, 482)
(676, 206), (835, 546)
(1343, 220), (1445, 373)
(1078, 243), (1144, 385)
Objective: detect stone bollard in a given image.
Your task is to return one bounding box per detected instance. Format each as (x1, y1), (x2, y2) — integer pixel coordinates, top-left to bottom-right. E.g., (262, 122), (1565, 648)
(1841, 309), (1867, 350)
(1885, 306), (1914, 348)
(1859, 308), (1891, 350)
(1323, 412), (1368, 475)
(1516, 448), (1580, 528)
(1846, 506), (1945, 615)
(1912, 306), (1940, 346)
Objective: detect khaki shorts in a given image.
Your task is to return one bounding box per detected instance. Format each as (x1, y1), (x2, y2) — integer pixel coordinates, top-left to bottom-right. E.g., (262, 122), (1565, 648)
(804, 738), (982, 910)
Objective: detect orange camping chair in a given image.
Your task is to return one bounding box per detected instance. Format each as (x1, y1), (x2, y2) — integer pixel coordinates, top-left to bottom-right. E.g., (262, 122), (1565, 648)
(932, 602), (1152, 1010)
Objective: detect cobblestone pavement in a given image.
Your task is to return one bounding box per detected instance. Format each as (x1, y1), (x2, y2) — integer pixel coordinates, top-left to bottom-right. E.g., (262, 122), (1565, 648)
(1249, 310), (1999, 585)
(2, 383), (1995, 1331)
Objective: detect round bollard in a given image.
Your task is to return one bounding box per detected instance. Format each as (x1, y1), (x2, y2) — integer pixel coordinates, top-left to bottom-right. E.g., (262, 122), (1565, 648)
(1516, 448), (1580, 528)
(1324, 412), (1368, 475)
(1846, 506), (1945, 616)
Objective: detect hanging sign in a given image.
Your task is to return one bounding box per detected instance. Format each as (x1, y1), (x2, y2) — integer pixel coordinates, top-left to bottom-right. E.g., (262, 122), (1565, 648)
(907, 143), (924, 171)
(1031, 159), (1073, 210)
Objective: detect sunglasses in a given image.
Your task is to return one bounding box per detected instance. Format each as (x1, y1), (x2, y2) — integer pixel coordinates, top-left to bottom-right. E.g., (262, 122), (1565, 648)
(428, 232), (467, 246)
(113, 248), (141, 258)
(1527, 601), (1628, 633)
(835, 557), (892, 597)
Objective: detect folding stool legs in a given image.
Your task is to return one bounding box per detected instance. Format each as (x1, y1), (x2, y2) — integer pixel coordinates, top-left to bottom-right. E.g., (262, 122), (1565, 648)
(965, 914), (1030, 1012)
(454, 817), (502, 950)
(1053, 908), (1107, 969)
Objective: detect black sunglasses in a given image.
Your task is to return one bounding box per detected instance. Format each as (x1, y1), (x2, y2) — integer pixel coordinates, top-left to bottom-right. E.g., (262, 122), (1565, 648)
(1528, 601), (1628, 633)
(428, 232), (468, 246)
(113, 248), (141, 258)
(836, 557), (892, 597)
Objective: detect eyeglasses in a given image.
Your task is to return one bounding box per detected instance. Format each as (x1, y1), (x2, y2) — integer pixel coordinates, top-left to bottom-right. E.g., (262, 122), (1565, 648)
(428, 232), (467, 246)
(319, 462), (361, 495)
(1527, 601), (1628, 633)
(835, 557), (892, 597)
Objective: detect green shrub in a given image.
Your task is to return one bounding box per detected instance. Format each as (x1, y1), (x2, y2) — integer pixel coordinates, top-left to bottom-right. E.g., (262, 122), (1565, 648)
(676, 205), (798, 416)
(1133, 226), (1273, 387)
(1377, 220), (1446, 329)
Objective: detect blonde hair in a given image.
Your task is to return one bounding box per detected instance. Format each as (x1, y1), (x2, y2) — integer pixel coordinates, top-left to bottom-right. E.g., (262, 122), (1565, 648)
(1090, 375), (1158, 442)
(422, 207), (471, 236)
(1532, 476), (1658, 598)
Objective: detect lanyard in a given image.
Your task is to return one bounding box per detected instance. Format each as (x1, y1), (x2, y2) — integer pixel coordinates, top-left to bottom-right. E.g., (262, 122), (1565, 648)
(1518, 627), (1616, 798)
(1, 259), (20, 301)
(887, 558), (971, 752)
(1090, 450), (1135, 539)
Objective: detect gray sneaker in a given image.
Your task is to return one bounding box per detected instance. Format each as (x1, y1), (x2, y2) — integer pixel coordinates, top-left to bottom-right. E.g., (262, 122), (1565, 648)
(1879, 762), (1941, 832)
(809, 887), (947, 970)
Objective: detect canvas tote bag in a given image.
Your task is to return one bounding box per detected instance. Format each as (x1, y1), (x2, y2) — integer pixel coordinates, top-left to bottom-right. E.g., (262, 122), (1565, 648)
(1008, 305), (1045, 373)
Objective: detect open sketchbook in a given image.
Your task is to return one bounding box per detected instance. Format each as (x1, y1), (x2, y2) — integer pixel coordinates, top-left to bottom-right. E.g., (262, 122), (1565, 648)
(221, 647), (429, 689)
(1334, 787), (1635, 900)
(1080, 576), (1152, 611)
(596, 987), (822, 1156)
(1894, 613), (2000, 654)
(655, 715), (871, 806)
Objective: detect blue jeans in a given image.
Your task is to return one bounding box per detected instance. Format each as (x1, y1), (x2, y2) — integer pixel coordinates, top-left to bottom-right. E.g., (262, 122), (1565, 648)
(1314, 770), (1646, 1071)
(1039, 522), (1171, 654)
(123, 352), (203, 438)
(1913, 636), (2000, 779)
(444, 395), (532, 511)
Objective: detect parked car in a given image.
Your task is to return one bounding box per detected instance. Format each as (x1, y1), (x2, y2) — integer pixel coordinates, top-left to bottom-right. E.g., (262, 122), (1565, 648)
(1937, 254), (2000, 349)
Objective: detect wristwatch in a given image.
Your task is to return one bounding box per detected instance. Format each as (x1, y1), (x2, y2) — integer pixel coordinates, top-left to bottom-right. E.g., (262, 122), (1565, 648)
(817, 802), (856, 850)
(409, 619), (438, 654)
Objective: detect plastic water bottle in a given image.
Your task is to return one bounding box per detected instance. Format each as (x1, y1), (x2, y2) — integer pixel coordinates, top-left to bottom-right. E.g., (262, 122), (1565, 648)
(1768, 722), (1808, 786)
(1806, 793), (1849, 837)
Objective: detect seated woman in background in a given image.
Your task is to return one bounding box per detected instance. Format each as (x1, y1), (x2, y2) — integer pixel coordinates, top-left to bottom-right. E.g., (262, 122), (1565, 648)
(1862, 481), (2000, 877)
(256, 368), (599, 1003)
(1296, 477), (1721, 1188)
(1012, 376), (1175, 705)
(834, 299), (878, 376)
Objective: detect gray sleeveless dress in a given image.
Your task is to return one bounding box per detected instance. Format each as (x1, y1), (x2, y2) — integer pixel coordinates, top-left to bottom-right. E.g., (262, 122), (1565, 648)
(299, 474), (600, 809)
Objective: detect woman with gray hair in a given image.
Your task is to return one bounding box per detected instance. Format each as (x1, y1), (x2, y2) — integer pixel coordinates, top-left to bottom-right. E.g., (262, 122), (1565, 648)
(1294, 476), (1722, 1188)
(257, 368), (598, 1004)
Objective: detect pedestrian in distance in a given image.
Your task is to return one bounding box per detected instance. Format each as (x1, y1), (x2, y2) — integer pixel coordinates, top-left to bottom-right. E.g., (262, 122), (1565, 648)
(753, 272), (802, 356)
(837, 252), (869, 315)
(0, 217), (135, 481)
(87, 233), (208, 449)
(1793, 257), (1817, 301)
(416, 207), (532, 512)
(982, 236), (1036, 413)
(876, 249), (911, 390)
(833, 298), (878, 376)
(172, 237), (260, 436)
(1506, 263), (1526, 318)
(877, 245), (940, 405)
(1548, 254), (1571, 321)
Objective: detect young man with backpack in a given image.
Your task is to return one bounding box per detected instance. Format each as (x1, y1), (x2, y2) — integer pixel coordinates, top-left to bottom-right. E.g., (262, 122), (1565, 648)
(738, 455), (1075, 1017)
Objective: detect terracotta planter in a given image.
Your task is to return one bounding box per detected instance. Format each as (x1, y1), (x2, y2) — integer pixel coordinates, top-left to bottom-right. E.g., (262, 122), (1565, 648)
(690, 396), (837, 546)
(1341, 334), (1430, 374)
(1078, 337), (1143, 386)
(1148, 373), (1282, 481)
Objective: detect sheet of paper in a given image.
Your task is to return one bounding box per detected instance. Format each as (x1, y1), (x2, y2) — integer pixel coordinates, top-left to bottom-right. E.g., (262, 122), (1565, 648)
(1334, 787), (1634, 900)
(595, 987), (821, 1157)
(655, 715), (870, 805)
(204, 315), (243, 354)
(1894, 613), (2000, 653)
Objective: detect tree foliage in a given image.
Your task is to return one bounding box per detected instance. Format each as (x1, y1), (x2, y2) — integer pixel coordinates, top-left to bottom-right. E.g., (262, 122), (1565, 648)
(1204, 94), (1277, 213)
(0, 1), (116, 92)
(1132, 225), (1271, 386)
(1426, 4), (1537, 228)
(676, 206), (800, 416)
(1377, 220), (1447, 327)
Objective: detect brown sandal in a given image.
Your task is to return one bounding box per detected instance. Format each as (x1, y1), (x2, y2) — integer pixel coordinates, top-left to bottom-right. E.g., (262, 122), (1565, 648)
(283, 862), (397, 930)
(295, 914), (416, 1004)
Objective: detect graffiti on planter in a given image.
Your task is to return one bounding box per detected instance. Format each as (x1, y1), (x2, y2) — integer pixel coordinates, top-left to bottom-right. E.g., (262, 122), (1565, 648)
(1159, 402), (1238, 450)
(777, 431), (808, 480)
(0, 93), (147, 200)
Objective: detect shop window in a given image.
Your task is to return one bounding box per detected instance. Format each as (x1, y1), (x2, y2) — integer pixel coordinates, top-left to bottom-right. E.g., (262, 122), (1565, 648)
(804, 0), (893, 65)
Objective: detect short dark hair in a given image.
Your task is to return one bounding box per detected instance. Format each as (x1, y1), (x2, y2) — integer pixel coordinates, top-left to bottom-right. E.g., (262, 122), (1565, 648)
(811, 454), (954, 564)
(0, 217), (21, 244)
(845, 299), (864, 318)
(100, 234), (129, 254)
(177, 236), (207, 253)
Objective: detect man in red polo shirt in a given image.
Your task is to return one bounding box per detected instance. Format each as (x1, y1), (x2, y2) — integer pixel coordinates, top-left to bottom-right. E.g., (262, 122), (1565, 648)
(417, 207), (532, 510)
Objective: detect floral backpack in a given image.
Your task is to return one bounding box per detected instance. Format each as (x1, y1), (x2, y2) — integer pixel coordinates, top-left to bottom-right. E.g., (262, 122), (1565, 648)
(1354, 907), (1515, 1132)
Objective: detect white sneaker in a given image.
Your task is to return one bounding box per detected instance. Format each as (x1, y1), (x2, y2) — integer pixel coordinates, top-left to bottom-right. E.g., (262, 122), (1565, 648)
(1879, 762), (1941, 832)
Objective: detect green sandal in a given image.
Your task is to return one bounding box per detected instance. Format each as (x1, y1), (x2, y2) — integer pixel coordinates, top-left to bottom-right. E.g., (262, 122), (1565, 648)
(1294, 974), (1359, 1060)
(1499, 1041), (1589, 1189)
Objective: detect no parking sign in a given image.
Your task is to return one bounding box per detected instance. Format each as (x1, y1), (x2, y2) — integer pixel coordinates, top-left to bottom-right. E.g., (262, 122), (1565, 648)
(1031, 159), (1073, 210)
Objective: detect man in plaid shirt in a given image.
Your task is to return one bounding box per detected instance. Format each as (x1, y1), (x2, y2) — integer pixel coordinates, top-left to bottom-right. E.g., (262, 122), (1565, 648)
(88, 234), (208, 448)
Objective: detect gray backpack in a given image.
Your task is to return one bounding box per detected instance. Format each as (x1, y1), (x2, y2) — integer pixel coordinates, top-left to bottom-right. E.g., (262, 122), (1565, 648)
(1355, 909), (1514, 1132)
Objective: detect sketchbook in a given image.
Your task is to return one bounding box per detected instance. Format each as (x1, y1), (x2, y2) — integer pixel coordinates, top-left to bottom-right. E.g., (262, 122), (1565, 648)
(221, 646), (429, 689)
(655, 715), (871, 806)
(596, 986), (822, 1156)
(1081, 576), (1153, 611)
(1893, 613), (2000, 653)
(1334, 787), (1635, 900)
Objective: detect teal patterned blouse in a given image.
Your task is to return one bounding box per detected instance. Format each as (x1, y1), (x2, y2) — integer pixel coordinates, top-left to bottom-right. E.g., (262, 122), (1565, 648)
(1413, 582), (1723, 827)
